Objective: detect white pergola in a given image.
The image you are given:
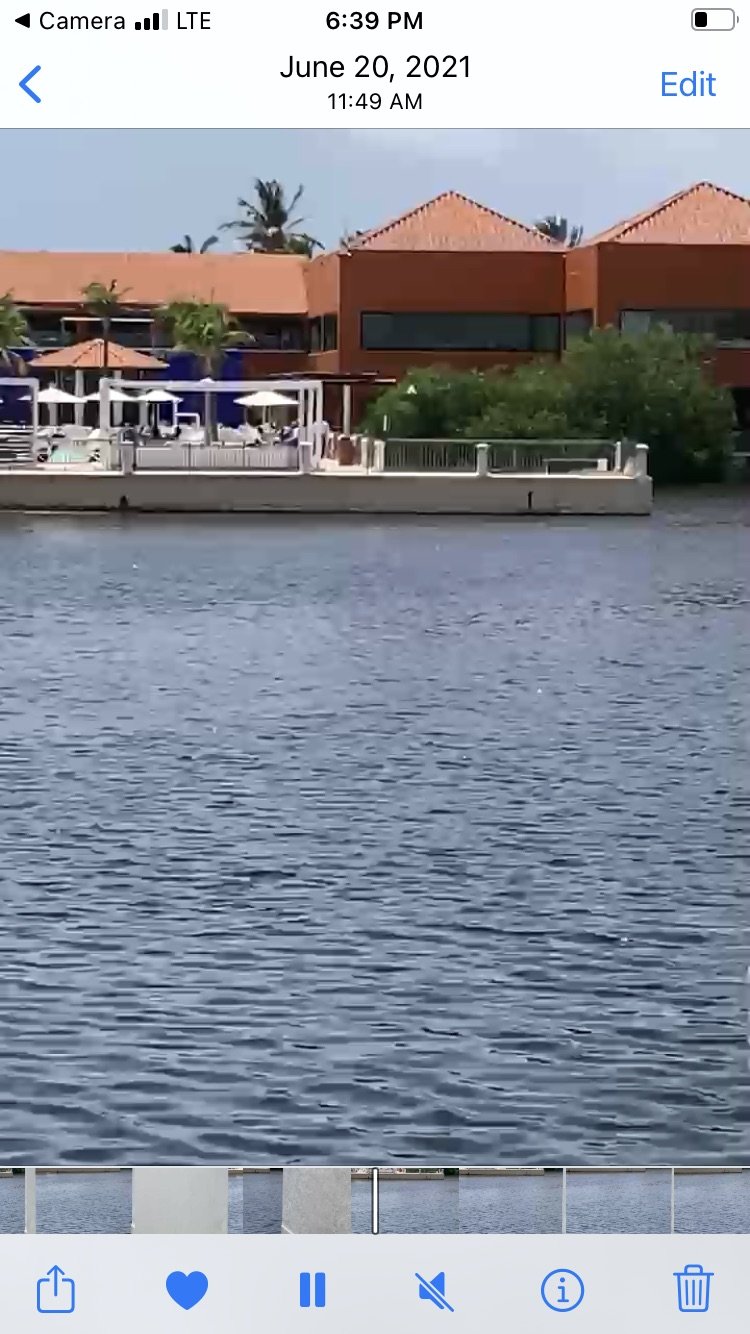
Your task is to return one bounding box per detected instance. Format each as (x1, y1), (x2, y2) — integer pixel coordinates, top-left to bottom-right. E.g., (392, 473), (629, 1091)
(98, 377), (325, 445)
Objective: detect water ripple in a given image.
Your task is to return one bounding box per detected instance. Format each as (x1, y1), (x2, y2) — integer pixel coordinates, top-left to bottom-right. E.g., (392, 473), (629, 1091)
(0, 494), (748, 1162)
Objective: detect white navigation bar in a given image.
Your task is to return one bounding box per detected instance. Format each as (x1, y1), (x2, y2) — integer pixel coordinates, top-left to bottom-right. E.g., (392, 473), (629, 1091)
(0, 1234), (746, 1331)
(0, 0), (748, 127)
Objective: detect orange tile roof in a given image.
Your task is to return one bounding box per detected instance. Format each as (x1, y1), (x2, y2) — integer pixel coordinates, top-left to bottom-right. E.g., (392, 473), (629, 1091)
(30, 339), (168, 370)
(346, 191), (559, 253)
(584, 181), (750, 245)
(0, 252), (309, 315)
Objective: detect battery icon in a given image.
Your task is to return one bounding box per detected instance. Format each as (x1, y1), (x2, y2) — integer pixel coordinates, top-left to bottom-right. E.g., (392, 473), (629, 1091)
(692, 7), (737, 27)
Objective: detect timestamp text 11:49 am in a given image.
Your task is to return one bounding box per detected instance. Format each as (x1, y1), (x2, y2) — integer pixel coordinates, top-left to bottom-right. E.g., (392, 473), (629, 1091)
(327, 91), (426, 110)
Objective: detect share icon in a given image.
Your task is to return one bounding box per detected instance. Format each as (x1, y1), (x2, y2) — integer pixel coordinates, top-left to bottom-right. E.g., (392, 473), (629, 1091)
(415, 1271), (455, 1312)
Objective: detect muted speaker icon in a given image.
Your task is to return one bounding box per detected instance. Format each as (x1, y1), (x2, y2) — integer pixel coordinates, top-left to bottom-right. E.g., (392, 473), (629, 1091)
(134, 8), (168, 29)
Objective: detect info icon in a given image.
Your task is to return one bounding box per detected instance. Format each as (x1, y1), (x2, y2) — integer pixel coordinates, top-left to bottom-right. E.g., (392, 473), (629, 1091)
(540, 1269), (585, 1313)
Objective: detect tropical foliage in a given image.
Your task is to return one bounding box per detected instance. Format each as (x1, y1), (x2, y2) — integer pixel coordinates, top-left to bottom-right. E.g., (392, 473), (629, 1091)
(160, 298), (250, 444)
(170, 234), (219, 254)
(535, 215), (584, 247)
(0, 293), (33, 370)
(81, 279), (130, 367)
(222, 179), (321, 255)
(361, 328), (734, 484)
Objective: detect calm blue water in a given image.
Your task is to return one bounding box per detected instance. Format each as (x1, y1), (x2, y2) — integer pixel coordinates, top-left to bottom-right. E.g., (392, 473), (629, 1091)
(0, 493), (748, 1162)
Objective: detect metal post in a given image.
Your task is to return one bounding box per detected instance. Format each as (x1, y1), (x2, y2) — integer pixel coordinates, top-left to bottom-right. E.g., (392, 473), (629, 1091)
(371, 1168), (379, 1234)
(561, 1167), (567, 1234)
(311, 384), (321, 461)
(99, 377), (112, 468)
(99, 377), (111, 432)
(476, 442), (489, 477)
(74, 370), (85, 427)
(342, 383), (353, 436)
(25, 1167), (37, 1234)
(30, 380), (40, 453)
(112, 372), (124, 429)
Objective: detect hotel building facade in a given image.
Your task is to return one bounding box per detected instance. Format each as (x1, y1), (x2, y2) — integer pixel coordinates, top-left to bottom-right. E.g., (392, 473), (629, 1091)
(2, 180), (750, 428)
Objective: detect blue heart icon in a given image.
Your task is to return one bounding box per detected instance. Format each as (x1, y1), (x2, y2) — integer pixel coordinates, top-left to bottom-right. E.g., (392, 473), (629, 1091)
(166, 1271), (208, 1310)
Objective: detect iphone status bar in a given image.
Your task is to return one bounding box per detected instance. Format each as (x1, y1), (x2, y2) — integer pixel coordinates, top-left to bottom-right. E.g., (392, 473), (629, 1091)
(1, 0), (748, 126)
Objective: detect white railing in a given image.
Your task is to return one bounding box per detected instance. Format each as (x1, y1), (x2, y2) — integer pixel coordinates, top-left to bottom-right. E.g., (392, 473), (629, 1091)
(134, 444), (299, 471)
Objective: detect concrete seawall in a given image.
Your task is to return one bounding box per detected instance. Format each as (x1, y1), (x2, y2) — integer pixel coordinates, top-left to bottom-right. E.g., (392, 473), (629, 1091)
(0, 470), (653, 515)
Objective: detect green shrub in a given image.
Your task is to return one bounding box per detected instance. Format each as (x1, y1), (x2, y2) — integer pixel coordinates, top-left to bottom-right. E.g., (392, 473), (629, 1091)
(361, 367), (497, 439)
(362, 328), (735, 484)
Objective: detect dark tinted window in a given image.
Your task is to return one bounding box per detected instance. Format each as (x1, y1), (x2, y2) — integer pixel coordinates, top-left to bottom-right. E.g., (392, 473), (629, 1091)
(620, 309), (750, 343)
(361, 312), (560, 353)
(565, 310), (593, 343)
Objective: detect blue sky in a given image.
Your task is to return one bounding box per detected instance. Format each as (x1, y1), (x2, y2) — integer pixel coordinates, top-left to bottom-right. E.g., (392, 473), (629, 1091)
(1, 129), (750, 251)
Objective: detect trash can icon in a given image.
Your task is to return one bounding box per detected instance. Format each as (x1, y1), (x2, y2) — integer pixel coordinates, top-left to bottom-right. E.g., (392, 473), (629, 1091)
(674, 1264), (714, 1313)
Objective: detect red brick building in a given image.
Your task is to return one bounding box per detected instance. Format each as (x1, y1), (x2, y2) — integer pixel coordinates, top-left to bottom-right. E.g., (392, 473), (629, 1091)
(566, 180), (750, 425)
(2, 180), (750, 426)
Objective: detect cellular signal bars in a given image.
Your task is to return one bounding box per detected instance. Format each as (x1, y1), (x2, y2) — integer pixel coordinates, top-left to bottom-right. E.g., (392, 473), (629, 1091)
(135, 9), (169, 29)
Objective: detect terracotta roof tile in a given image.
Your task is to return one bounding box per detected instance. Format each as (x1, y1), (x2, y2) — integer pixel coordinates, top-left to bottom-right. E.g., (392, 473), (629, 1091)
(0, 252), (309, 315)
(347, 192), (559, 252)
(30, 339), (168, 370)
(584, 181), (750, 245)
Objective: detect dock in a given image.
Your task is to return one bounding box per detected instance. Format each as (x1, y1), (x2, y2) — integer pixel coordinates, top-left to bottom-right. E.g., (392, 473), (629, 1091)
(0, 463), (652, 516)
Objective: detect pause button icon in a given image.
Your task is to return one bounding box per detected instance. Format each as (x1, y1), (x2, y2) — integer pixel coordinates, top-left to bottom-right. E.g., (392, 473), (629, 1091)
(299, 1272), (326, 1308)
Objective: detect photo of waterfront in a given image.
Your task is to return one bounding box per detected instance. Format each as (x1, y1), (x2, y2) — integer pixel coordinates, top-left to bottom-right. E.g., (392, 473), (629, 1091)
(0, 130), (748, 1169)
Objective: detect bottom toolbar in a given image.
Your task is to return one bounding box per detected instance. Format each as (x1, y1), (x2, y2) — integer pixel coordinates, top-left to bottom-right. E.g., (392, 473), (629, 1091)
(0, 1236), (744, 1331)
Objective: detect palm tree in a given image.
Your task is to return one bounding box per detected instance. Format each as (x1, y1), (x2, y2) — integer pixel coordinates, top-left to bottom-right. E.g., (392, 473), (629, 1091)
(221, 180), (321, 255)
(340, 229), (366, 249)
(170, 234), (219, 254)
(534, 216), (584, 247)
(160, 298), (251, 445)
(0, 293), (33, 371)
(81, 279), (130, 368)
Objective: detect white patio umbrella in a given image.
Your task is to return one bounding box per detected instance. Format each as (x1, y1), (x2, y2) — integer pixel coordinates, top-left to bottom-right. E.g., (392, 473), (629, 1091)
(38, 386), (83, 404)
(138, 388), (183, 434)
(138, 389), (183, 403)
(235, 388), (298, 435)
(234, 390), (297, 408)
(30, 385), (85, 428)
(195, 377), (221, 444)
